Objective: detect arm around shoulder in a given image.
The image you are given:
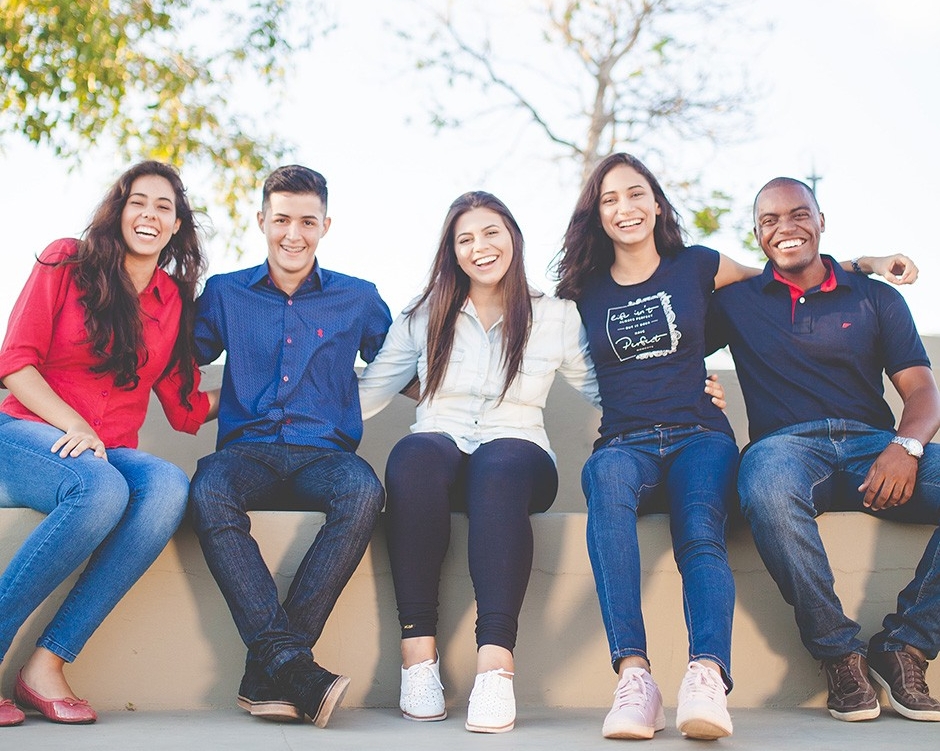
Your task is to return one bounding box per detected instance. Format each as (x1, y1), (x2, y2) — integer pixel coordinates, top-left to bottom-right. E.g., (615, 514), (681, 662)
(557, 298), (600, 408)
(358, 310), (421, 419)
(713, 253), (761, 290)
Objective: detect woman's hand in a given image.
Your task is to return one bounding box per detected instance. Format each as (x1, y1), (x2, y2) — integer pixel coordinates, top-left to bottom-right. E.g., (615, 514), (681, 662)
(705, 373), (726, 410)
(50, 423), (107, 460)
(860, 254), (918, 285)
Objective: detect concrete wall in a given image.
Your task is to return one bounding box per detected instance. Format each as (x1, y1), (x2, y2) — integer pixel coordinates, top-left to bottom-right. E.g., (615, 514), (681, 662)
(0, 337), (937, 711)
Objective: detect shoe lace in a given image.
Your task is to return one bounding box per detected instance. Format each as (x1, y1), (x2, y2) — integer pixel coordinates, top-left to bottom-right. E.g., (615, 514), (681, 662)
(828, 656), (863, 694)
(613, 671), (650, 710)
(897, 652), (930, 695)
(403, 659), (444, 702)
(680, 664), (725, 703)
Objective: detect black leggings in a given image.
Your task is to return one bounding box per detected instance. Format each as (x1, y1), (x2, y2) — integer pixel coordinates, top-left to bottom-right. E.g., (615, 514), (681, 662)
(384, 433), (558, 652)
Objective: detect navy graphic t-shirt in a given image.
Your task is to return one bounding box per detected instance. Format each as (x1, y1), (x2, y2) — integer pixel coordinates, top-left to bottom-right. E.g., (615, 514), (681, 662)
(576, 245), (733, 447)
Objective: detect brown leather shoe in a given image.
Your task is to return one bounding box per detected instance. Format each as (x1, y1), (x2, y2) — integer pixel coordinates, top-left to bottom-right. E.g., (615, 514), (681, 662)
(868, 648), (940, 721)
(822, 653), (880, 721)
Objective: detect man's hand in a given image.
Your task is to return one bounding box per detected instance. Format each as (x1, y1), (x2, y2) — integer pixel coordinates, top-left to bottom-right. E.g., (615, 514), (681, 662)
(705, 373), (726, 410)
(858, 442), (917, 510)
(865, 254), (919, 285)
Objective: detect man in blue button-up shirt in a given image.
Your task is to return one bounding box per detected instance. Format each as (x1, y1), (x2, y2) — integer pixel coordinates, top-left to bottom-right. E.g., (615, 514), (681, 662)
(189, 165), (392, 728)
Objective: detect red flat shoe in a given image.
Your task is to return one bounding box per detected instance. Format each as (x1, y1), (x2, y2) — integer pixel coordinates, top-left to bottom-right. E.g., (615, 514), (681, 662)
(14, 671), (97, 724)
(0, 699), (25, 727)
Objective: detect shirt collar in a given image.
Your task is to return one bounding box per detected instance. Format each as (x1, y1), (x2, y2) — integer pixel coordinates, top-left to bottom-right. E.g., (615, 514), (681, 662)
(760, 254), (853, 295)
(141, 266), (173, 305)
(249, 260), (324, 293)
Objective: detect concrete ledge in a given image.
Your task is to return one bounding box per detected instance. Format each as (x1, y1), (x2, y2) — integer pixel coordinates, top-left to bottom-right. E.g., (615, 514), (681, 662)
(1, 338), (937, 710)
(1, 508), (931, 710)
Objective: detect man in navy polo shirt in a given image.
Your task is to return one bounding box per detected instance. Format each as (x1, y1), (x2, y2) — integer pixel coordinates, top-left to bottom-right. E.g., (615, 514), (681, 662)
(188, 165), (392, 727)
(708, 177), (940, 723)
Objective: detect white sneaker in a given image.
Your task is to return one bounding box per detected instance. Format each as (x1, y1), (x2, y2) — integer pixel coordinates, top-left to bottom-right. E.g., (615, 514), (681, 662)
(602, 668), (666, 739)
(465, 668), (515, 733)
(400, 657), (447, 722)
(676, 661), (733, 739)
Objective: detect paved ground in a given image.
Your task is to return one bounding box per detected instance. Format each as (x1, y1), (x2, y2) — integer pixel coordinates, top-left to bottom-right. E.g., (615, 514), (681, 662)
(6, 705), (938, 750)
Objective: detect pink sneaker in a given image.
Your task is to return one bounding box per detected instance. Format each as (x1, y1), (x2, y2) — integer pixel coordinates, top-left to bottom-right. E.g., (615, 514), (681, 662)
(602, 668), (665, 739)
(676, 662), (733, 739)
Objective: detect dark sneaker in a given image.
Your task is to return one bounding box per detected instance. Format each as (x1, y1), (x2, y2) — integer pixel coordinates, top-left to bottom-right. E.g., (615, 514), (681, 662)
(273, 654), (350, 728)
(236, 659), (302, 722)
(868, 649), (940, 721)
(823, 653), (880, 721)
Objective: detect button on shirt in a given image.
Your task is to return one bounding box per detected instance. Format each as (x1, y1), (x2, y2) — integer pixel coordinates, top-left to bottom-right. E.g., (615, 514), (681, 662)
(195, 261), (392, 451)
(0, 239), (209, 447)
(358, 294), (599, 462)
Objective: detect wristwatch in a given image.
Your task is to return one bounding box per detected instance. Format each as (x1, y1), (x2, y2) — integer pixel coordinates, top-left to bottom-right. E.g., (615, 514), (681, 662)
(890, 435), (924, 459)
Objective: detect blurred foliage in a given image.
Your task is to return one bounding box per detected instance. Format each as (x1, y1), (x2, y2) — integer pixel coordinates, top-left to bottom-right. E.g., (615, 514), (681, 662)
(399, 0), (764, 247)
(0, 0), (329, 252)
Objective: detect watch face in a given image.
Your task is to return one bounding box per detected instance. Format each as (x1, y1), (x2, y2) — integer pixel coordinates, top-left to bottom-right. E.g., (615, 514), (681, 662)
(893, 436), (924, 457)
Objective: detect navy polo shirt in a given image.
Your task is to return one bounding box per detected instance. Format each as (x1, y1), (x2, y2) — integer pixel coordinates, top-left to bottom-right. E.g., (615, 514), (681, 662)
(707, 255), (929, 443)
(195, 261), (392, 451)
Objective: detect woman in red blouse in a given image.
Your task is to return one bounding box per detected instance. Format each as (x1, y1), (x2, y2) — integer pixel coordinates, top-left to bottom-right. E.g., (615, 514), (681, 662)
(0, 161), (217, 726)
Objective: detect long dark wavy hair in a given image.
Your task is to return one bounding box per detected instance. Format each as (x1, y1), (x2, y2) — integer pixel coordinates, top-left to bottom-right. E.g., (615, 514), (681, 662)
(60, 161), (206, 406)
(553, 153), (686, 301)
(407, 191), (536, 404)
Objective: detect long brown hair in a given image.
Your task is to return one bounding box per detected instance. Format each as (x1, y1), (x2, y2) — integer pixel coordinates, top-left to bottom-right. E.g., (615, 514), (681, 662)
(553, 153), (685, 301)
(63, 161), (206, 406)
(407, 191), (536, 404)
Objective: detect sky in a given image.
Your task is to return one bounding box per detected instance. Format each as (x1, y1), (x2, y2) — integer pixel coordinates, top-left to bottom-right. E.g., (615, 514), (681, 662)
(1, 0), (938, 343)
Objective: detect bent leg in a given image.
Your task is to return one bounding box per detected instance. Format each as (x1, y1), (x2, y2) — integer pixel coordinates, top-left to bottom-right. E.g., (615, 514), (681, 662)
(384, 433), (462, 640)
(282, 449), (384, 647)
(862, 444), (940, 657)
(665, 431), (737, 687)
(583, 440), (659, 671)
(189, 444), (305, 673)
(465, 438), (557, 651)
(0, 417), (129, 660)
(739, 431), (864, 659)
(38, 449), (190, 661)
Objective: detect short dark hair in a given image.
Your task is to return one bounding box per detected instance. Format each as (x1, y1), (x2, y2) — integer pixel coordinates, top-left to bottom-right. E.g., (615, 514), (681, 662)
(752, 177), (819, 225)
(261, 165), (328, 213)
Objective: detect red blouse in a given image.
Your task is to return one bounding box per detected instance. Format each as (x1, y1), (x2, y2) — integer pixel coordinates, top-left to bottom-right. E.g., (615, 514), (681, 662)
(0, 238), (209, 448)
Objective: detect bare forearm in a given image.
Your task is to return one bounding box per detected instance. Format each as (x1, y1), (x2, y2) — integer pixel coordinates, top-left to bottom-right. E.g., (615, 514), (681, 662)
(2, 365), (91, 433)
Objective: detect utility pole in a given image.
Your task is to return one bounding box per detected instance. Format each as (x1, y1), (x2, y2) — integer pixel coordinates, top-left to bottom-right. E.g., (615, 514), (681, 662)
(806, 164), (822, 195)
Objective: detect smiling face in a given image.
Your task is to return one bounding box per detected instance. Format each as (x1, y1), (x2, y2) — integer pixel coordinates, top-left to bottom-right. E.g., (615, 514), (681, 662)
(598, 164), (661, 254)
(120, 174), (181, 264)
(754, 181), (826, 285)
(258, 191), (331, 294)
(453, 207), (514, 293)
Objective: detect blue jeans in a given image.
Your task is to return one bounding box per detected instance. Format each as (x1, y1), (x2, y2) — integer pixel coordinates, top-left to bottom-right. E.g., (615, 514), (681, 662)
(188, 442), (384, 676)
(0, 414), (189, 663)
(583, 425), (737, 688)
(738, 419), (940, 660)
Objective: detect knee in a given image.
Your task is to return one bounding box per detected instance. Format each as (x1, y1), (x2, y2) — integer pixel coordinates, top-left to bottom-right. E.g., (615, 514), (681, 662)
(73, 462), (131, 526)
(738, 444), (788, 512)
(333, 461), (385, 519)
(388, 434), (454, 476)
(582, 450), (638, 509)
(187, 461), (237, 534)
(144, 464), (190, 530)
